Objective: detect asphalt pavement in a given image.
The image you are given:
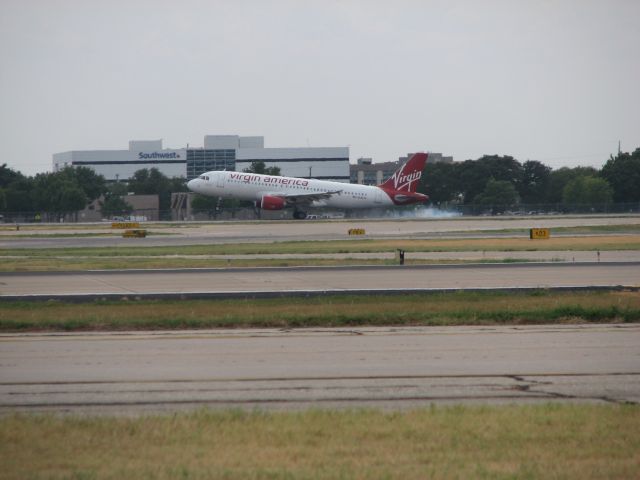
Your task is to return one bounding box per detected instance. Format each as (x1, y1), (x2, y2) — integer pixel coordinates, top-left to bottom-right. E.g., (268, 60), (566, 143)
(1, 324), (638, 414)
(1, 263), (638, 300)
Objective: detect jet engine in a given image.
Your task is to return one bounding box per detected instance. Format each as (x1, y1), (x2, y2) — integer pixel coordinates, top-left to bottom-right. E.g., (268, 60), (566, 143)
(260, 195), (286, 210)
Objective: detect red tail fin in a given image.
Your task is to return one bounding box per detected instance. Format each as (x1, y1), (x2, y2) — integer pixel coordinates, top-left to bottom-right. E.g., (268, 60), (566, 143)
(379, 153), (428, 192)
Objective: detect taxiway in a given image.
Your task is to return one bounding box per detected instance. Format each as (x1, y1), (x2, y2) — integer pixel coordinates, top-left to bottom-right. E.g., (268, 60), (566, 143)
(1, 263), (639, 300)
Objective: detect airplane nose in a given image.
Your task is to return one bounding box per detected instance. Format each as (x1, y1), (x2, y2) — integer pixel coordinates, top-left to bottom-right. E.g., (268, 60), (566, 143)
(187, 179), (198, 191)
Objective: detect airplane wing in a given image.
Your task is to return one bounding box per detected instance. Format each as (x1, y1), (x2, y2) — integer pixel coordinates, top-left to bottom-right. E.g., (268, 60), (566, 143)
(281, 190), (343, 206)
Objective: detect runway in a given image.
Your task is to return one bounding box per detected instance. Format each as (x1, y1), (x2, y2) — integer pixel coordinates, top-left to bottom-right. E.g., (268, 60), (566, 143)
(1, 263), (639, 299)
(1, 324), (638, 414)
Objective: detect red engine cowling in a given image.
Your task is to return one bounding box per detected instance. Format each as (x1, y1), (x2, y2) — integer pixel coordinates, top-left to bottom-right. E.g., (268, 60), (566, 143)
(260, 195), (286, 210)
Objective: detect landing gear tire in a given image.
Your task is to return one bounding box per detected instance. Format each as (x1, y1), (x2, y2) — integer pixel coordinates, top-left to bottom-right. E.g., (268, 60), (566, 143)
(293, 210), (307, 220)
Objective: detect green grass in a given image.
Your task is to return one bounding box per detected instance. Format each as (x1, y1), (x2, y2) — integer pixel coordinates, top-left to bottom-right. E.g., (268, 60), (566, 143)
(1, 290), (638, 332)
(1, 405), (639, 479)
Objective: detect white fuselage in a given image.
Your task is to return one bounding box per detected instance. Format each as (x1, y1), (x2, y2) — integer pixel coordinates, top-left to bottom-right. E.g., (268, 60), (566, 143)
(187, 171), (395, 209)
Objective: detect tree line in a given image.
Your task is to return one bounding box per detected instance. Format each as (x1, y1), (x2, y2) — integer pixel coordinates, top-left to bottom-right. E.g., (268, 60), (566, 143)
(0, 165), (187, 221)
(1, 150), (638, 220)
(0, 160), (276, 220)
(422, 148), (640, 213)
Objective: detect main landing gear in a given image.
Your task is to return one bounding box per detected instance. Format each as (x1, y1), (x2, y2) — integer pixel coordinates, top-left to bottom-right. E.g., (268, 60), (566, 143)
(293, 210), (307, 220)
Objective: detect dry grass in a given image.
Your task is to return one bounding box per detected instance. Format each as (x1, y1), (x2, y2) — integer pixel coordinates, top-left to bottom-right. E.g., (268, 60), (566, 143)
(3, 235), (639, 256)
(2, 290), (639, 331)
(0, 235), (638, 272)
(332, 235), (640, 253)
(1, 405), (639, 479)
(0, 256), (540, 272)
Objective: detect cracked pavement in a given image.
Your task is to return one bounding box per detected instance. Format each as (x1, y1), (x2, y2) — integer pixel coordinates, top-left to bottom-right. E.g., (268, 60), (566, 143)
(1, 324), (639, 414)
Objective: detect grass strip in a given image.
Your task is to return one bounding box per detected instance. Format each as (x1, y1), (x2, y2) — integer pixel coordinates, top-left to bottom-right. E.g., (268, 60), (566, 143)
(1, 404), (639, 480)
(1, 236), (639, 260)
(547, 223), (640, 234)
(459, 223), (640, 235)
(1, 290), (638, 332)
(0, 257), (547, 272)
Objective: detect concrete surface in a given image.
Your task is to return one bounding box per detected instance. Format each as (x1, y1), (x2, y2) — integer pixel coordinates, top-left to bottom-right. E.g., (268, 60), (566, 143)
(1, 324), (638, 414)
(1, 263), (639, 298)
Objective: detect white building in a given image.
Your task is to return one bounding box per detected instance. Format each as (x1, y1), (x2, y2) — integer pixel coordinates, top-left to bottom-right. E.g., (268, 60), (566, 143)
(53, 136), (350, 182)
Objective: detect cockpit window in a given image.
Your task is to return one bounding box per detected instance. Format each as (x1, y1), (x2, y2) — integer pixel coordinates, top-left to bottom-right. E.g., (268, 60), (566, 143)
(199, 175), (210, 181)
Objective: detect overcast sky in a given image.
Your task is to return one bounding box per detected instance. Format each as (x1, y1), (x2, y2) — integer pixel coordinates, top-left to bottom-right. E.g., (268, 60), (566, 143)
(1, 0), (638, 176)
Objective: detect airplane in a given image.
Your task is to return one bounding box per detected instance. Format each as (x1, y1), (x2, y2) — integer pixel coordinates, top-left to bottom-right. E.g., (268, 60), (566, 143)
(186, 152), (429, 219)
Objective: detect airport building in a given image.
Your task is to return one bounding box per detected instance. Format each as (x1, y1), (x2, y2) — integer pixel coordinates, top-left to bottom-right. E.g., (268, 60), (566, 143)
(53, 135), (350, 183)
